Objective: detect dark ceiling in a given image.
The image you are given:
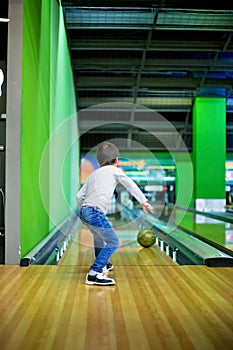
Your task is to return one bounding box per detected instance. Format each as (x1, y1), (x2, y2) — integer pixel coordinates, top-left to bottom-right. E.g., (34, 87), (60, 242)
(61, 0), (233, 152)
(13, 1), (233, 152)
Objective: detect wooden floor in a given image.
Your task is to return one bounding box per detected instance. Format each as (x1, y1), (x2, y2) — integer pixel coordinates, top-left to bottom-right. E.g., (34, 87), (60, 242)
(0, 224), (233, 350)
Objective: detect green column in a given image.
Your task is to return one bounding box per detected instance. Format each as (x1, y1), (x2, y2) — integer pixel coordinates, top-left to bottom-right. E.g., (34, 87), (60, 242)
(193, 97), (226, 211)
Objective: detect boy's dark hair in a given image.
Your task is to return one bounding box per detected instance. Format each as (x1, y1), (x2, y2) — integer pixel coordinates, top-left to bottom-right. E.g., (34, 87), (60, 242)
(96, 142), (119, 166)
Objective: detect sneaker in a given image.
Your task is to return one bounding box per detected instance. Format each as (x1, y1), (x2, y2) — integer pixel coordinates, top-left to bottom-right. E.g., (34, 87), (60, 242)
(85, 272), (116, 286)
(102, 262), (114, 273)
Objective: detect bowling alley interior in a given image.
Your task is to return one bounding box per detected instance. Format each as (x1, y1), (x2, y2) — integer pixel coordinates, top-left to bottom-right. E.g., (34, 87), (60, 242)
(0, 1), (233, 349)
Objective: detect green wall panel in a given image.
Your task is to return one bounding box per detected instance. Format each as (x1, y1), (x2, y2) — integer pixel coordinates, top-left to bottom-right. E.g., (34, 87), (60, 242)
(193, 97), (226, 199)
(21, 0), (50, 257)
(20, 0), (78, 258)
(48, 2), (79, 231)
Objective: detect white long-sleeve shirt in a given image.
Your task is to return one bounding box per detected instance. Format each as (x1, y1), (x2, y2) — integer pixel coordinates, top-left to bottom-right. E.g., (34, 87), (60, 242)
(76, 165), (147, 213)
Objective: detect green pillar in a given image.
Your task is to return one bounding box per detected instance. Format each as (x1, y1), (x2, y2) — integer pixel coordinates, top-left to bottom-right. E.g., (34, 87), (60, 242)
(193, 97), (226, 211)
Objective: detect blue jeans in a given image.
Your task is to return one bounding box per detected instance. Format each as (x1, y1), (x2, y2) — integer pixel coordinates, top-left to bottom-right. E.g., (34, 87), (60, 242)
(80, 206), (120, 273)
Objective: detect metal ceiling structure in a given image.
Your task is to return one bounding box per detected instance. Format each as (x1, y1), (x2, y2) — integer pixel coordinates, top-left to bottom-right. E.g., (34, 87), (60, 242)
(61, 0), (233, 152)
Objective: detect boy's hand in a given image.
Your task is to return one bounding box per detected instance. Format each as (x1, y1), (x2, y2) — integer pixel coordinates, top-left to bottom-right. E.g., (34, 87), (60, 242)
(141, 202), (153, 213)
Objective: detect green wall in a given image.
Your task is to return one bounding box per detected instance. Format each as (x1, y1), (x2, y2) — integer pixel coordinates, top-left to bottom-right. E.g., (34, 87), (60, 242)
(193, 97), (226, 199)
(21, 0), (79, 258)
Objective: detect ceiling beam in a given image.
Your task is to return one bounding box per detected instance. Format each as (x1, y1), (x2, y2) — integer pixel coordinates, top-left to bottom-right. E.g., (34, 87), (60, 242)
(72, 57), (233, 70)
(70, 39), (233, 52)
(61, 0), (233, 10)
(76, 76), (232, 88)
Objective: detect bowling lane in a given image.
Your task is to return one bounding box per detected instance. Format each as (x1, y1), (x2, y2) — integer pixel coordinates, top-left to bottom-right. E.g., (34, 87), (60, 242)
(160, 207), (233, 252)
(59, 215), (178, 266)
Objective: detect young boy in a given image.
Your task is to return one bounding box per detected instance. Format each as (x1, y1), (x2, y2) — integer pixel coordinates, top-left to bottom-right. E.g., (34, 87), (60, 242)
(76, 141), (153, 286)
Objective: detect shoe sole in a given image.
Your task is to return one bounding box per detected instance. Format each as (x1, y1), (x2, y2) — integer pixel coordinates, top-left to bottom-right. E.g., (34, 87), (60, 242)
(85, 280), (116, 286)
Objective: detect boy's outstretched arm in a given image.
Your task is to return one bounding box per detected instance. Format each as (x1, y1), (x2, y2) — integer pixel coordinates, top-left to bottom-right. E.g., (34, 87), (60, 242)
(141, 202), (154, 213)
